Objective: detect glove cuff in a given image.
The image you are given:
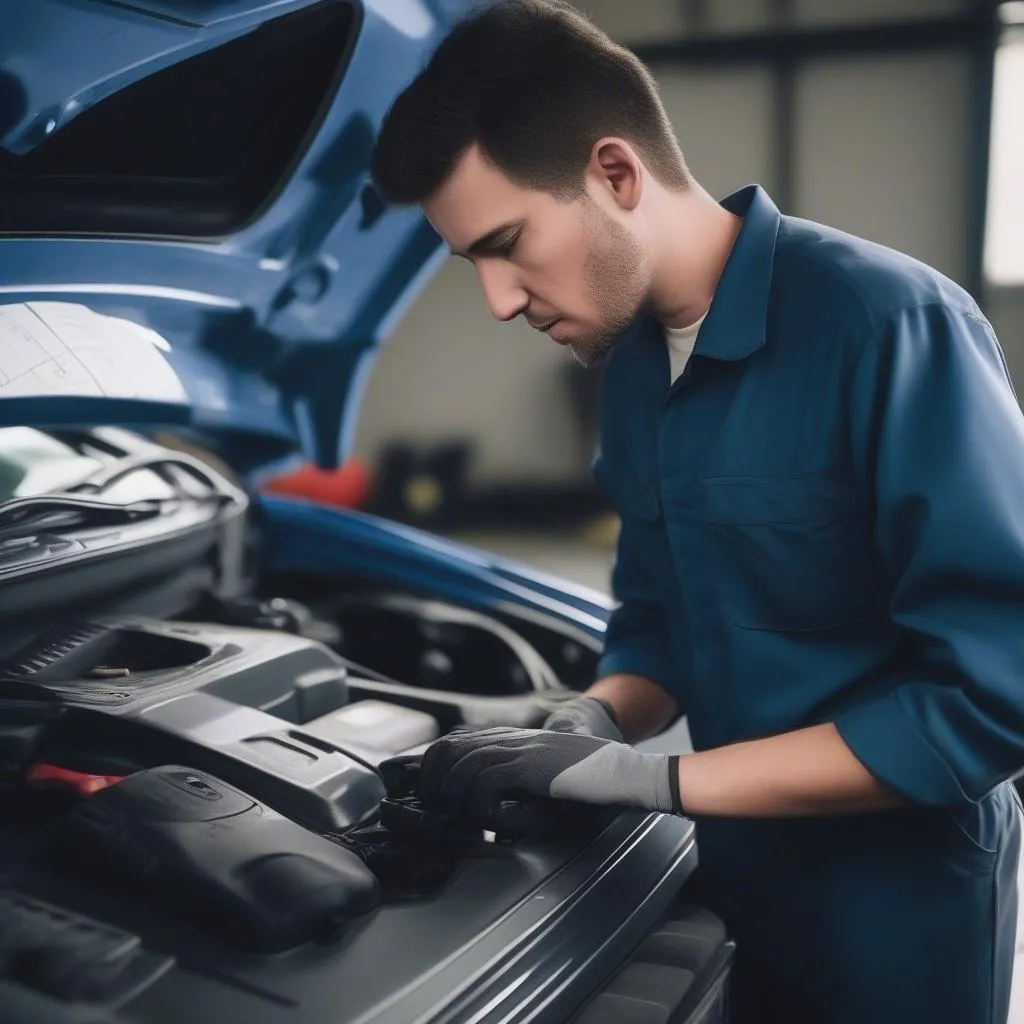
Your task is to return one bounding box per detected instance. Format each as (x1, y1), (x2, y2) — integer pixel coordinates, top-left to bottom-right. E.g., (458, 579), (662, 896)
(592, 698), (620, 727)
(668, 754), (684, 816)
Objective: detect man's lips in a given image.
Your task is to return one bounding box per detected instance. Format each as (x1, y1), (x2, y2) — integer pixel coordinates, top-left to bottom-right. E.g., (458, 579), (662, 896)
(530, 317), (560, 332)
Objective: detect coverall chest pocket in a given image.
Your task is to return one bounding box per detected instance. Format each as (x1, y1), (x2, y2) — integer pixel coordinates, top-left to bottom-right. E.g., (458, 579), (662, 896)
(699, 473), (889, 631)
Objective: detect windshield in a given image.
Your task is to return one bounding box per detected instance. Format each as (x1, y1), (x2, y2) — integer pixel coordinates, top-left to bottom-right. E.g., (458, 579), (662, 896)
(0, 428), (106, 500)
(0, 427), (180, 504)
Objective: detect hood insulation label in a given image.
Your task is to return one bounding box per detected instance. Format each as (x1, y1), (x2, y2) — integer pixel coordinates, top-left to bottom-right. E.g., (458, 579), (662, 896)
(0, 302), (187, 403)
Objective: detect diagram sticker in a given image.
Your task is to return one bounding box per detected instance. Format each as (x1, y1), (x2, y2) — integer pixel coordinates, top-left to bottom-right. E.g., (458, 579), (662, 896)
(0, 302), (188, 403)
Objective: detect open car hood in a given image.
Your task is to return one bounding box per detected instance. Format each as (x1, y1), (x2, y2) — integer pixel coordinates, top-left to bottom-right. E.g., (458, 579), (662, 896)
(0, 0), (465, 476)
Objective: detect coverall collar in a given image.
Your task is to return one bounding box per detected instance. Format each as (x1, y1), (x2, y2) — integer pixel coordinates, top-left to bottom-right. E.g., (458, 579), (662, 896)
(692, 184), (781, 362)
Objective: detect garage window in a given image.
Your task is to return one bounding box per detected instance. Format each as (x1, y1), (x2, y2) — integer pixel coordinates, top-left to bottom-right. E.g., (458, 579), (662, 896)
(984, 5), (1024, 286)
(0, 1), (357, 239)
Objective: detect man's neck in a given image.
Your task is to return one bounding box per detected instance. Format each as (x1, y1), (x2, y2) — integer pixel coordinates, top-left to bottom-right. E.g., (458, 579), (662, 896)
(645, 188), (742, 330)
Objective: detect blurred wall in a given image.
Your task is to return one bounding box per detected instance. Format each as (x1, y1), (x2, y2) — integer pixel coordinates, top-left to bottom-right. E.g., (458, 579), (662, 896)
(791, 51), (972, 286)
(990, 288), (1024, 386)
(355, 0), (998, 486)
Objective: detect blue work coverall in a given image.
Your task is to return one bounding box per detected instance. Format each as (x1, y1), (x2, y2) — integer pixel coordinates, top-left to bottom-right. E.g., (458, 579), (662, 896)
(595, 185), (1024, 1023)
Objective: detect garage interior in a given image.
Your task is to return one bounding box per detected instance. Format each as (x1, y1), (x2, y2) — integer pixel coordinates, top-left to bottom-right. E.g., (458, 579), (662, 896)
(1, 5), (1022, 1019)
(352, 0), (1023, 594)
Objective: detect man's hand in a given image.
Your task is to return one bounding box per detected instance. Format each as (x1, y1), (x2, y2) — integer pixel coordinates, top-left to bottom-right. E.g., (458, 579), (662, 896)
(542, 696), (623, 741)
(417, 727), (681, 823)
(575, 674), (679, 744)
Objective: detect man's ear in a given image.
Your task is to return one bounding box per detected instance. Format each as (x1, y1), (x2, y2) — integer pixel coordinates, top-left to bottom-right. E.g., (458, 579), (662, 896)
(587, 138), (644, 211)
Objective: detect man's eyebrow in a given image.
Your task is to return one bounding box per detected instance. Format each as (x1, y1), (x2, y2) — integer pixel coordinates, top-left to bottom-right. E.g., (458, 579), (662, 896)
(451, 222), (521, 259)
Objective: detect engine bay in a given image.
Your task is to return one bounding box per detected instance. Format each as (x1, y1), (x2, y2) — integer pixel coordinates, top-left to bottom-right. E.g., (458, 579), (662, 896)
(0, 598), (695, 1024)
(0, 597), (594, 817)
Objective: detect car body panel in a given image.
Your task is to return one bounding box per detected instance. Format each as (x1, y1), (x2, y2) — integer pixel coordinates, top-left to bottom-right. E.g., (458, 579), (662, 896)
(0, 0), (459, 473)
(261, 495), (614, 637)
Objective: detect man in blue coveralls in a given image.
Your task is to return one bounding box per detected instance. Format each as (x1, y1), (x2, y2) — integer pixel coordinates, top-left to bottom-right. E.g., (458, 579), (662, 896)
(371, 2), (1024, 1020)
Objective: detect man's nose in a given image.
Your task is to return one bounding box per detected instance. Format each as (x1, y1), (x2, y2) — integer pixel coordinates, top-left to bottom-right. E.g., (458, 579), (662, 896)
(476, 260), (528, 323)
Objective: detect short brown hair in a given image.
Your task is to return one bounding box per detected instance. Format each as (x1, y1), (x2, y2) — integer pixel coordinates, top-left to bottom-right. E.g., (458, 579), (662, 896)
(371, 0), (691, 204)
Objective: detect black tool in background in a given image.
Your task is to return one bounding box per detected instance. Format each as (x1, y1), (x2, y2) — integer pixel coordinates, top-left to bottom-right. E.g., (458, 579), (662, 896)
(335, 754), (523, 900)
(51, 765), (380, 953)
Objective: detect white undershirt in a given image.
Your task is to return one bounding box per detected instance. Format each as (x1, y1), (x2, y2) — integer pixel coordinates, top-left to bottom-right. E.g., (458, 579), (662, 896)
(665, 309), (709, 383)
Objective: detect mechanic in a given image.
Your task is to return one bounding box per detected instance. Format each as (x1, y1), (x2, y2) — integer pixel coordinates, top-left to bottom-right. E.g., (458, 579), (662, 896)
(370, 2), (1024, 1021)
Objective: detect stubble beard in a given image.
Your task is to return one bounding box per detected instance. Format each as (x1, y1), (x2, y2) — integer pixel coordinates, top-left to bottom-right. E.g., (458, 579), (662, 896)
(566, 202), (649, 370)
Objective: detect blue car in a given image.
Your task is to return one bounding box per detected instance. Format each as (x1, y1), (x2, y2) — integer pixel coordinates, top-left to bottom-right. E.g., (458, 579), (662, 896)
(0, 3), (732, 1022)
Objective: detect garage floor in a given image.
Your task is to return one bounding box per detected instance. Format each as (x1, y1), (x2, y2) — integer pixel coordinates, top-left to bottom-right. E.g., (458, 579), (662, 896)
(448, 524), (617, 595)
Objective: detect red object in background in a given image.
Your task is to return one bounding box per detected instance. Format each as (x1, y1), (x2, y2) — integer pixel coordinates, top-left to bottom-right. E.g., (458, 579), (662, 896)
(26, 763), (125, 797)
(262, 459), (372, 509)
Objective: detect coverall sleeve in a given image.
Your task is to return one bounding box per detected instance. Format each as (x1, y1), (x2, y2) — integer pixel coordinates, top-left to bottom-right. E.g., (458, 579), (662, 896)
(594, 461), (679, 696)
(835, 302), (1024, 805)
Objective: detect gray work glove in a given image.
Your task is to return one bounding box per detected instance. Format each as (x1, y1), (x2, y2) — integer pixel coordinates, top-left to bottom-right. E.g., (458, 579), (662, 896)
(542, 696), (623, 742)
(417, 727), (682, 822)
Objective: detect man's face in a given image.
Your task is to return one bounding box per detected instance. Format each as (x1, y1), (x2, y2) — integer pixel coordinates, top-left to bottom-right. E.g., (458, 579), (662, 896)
(423, 145), (649, 368)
